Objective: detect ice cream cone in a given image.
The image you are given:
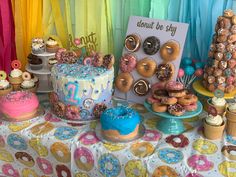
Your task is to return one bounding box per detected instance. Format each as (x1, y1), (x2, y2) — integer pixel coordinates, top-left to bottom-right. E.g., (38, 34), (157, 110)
(207, 98), (226, 116)
(203, 119), (225, 140)
(0, 85), (13, 97)
(226, 108), (236, 136)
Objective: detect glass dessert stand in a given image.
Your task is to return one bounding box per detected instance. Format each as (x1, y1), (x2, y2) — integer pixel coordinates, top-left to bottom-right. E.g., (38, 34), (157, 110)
(144, 101), (203, 135)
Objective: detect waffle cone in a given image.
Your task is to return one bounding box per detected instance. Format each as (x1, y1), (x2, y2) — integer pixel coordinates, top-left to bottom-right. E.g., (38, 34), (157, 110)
(203, 119), (225, 140)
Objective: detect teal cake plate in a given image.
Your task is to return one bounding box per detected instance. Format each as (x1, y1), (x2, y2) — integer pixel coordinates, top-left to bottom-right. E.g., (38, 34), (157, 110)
(144, 101), (203, 135)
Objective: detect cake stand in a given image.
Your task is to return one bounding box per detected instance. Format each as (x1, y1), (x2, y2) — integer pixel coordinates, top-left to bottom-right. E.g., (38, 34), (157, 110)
(144, 101), (203, 134)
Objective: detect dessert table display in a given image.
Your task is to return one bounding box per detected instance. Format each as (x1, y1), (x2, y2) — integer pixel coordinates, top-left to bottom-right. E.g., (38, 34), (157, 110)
(0, 95), (235, 177)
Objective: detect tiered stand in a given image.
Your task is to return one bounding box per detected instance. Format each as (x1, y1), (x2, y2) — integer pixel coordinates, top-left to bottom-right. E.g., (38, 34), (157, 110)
(26, 52), (55, 93)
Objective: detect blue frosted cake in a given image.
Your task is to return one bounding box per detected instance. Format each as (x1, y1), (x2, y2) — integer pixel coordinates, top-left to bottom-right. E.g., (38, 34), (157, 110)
(100, 106), (141, 141)
(50, 52), (115, 120)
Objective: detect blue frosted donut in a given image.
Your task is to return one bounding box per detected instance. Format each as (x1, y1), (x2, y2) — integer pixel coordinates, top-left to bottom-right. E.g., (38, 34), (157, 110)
(7, 134), (27, 150)
(226, 135), (236, 145)
(158, 148), (183, 164)
(54, 126), (78, 140)
(98, 153), (121, 177)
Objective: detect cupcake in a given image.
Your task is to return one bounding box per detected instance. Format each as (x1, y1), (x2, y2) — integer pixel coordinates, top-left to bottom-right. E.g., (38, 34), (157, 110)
(9, 69), (23, 91)
(48, 58), (58, 70)
(0, 72), (13, 96)
(203, 114), (225, 140)
(32, 38), (45, 54)
(31, 75), (39, 88)
(28, 54), (43, 70)
(46, 37), (59, 53)
(226, 103), (236, 136)
(20, 72), (37, 93)
(207, 96), (226, 116)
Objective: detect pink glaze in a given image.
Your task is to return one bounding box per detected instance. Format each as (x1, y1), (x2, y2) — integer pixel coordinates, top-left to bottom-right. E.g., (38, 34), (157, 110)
(0, 91), (39, 119)
(151, 82), (166, 92)
(166, 81), (184, 91)
(227, 76), (235, 84)
(146, 96), (160, 104)
(120, 54), (137, 72)
(184, 102), (197, 112)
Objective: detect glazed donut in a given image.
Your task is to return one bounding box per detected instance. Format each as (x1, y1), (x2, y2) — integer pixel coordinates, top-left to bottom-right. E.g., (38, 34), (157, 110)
(165, 134), (189, 148)
(120, 54), (137, 73)
(156, 63), (174, 81)
(184, 102), (198, 112)
(224, 9), (234, 17)
(115, 72), (133, 93)
(226, 44), (236, 52)
(56, 164), (71, 177)
(2, 164), (20, 177)
(22, 168), (38, 177)
(219, 60), (228, 70)
(74, 147), (94, 171)
(160, 40), (180, 61)
(206, 67), (214, 75)
(143, 36), (160, 55)
(130, 142), (155, 158)
(146, 96), (160, 104)
(213, 68), (223, 77)
(207, 76), (215, 84)
(225, 84), (235, 92)
(152, 165), (178, 177)
(36, 157), (53, 175)
(7, 133), (27, 150)
(92, 52), (103, 67)
(209, 43), (216, 52)
(0, 149), (14, 162)
(217, 35), (228, 43)
(79, 131), (100, 145)
(214, 52), (224, 60)
(136, 58), (157, 78)
(216, 76), (226, 84)
(29, 138), (48, 157)
(124, 34), (141, 52)
(50, 142), (71, 163)
(54, 126), (78, 140)
(178, 94), (198, 106)
(187, 154), (213, 171)
(132, 79), (150, 96)
(125, 160), (147, 177)
(103, 54), (115, 69)
(65, 105), (80, 120)
(158, 148), (183, 164)
(142, 129), (162, 141)
(168, 104), (185, 116)
(15, 152), (35, 167)
(161, 97), (177, 105)
(228, 34), (236, 43)
(193, 139), (218, 154)
(222, 145), (236, 160)
(152, 102), (167, 113)
(207, 83), (216, 92)
(30, 122), (55, 135)
(22, 72), (31, 81)
(11, 60), (21, 69)
(231, 25), (236, 34)
(98, 153), (121, 177)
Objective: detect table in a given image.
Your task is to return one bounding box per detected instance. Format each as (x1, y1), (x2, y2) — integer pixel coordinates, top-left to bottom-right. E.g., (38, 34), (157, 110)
(0, 95), (235, 177)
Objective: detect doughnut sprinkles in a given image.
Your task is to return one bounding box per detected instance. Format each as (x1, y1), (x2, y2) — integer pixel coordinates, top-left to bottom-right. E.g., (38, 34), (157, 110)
(2, 164), (20, 177)
(56, 164), (71, 177)
(78, 131), (100, 145)
(0, 149), (14, 162)
(156, 63), (174, 81)
(36, 157), (53, 175)
(74, 147), (94, 171)
(192, 139), (218, 154)
(15, 152), (35, 167)
(7, 133), (27, 150)
(187, 154), (213, 171)
(165, 134), (189, 148)
(125, 34), (141, 52)
(152, 165), (178, 177)
(54, 126), (78, 140)
(120, 54), (137, 73)
(158, 148), (183, 164)
(125, 160), (147, 177)
(143, 36), (160, 55)
(50, 142), (71, 163)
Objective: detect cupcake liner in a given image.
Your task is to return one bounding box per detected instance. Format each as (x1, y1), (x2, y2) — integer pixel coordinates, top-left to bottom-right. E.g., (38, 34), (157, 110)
(12, 84), (21, 91)
(0, 85), (13, 97)
(46, 46), (59, 53)
(9, 76), (23, 85)
(226, 108), (236, 136)
(203, 119), (225, 140)
(20, 85), (37, 93)
(207, 98), (226, 116)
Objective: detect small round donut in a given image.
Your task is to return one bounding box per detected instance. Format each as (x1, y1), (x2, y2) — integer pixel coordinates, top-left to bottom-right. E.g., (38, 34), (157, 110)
(30, 122), (55, 135)
(130, 142), (155, 158)
(232, 15), (236, 25)
(217, 35), (227, 43)
(218, 28), (230, 36)
(50, 142), (71, 163)
(79, 131), (100, 145)
(219, 17), (231, 29)
(168, 104), (185, 116)
(15, 152), (35, 167)
(165, 134), (189, 148)
(226, 44), (236, 52)
(120, 54), (137, 73)
(83, 57), (93, 65)
(0, 149), (14, 162)
(231, 25), (236, 34)
(146, 96), (160, 104)
(98, 153), (121, 177)
(152, 165), (178, 177)
(132, 79), (150, 96)
(151, 82), (166, 93)
(222, 145), (236, 160)
(53, 101), (66, 117)
(178, 94), (198, 106)
(29, 138), (48, 157)
(214, 52), (224, 60)
(0, 70), (7, 80)
(125, 160), (147, 177)
(160, 40), (180, 61)
(207, 75), (215, 84)
(22, 72), (31, 81)
(56, 164), (71, 177)
(65, 105), (80, 120)
(213, 68), (223, 77)
(36, 157), (53, 175)
(22, 168), (38, 177)
(228, 34), (236, 43)
(156, 63), (175, 81)
(152, 102), (167, 113)
(184, 102), (198, 112)
(54, 126), (78, 140)
(11, 60), (21, 69)
(168, 90), (186, 98)
(158, 148), (183, 164)
(143, 36), (160, 55)
(2, 164), (20, 177)
(115, 72), (133, 93)
(136, 58), (157, 77)
(103, 54), (115, 69)
(226, 84), (235, 92)
(224, 9), (234, 18)
(192, 139), (218, 154)
(92, 52), (103, 67)
(187, 154), (213, 171)
(7, 133), (27, 150)
(74, 147), (94, 171)
(166, 81), (184, 91)
(125, 34), (141, 52)
(216, 43), (226, 52)
(161, 97), (177, 105)
(142, 129), (162, 141)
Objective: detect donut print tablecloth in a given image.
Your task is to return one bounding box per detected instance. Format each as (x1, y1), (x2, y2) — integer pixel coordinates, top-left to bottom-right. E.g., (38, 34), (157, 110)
(0, 98), (236, 177)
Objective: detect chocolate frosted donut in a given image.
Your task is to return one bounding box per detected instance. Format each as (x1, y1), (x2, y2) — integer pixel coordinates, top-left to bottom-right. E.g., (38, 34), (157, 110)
(103, 54), (115, 69)
(124, 34), (141, 52)
(222, 145), (236, 160)
(156, 63), (174, 81)
(143, 36), (160, 55)
(15, 152), (35, 167)
(133, 79), (150, 96)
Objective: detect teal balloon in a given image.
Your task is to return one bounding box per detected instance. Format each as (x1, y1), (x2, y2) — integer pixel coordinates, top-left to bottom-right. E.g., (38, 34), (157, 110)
(184, 66), (195, 75)
(181, 57), (192, 66)
(195, 62), (204, 69)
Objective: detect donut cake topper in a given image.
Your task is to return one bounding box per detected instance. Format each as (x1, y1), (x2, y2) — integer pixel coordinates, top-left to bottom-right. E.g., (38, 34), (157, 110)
(11, 60), (22, 69)
(115, 16), (188, 104)
(0, 71), (7, 80)
(214, 89), (224, 98)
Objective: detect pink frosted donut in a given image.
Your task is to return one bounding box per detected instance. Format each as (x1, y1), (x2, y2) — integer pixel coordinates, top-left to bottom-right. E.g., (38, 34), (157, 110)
(74, 147), (94, 171)
(55, 48), (67, 59)
(120, 54), (137, 72)
(65, 105), (80, 120)
(44, 113), (61, 122)
(184, 102), (197, 112)
(2, 163), (20, 177)
(151, 82), (166, 92)
(187, 154), (213, 171)
(146, 96), (160, 104)
(79, 131), (100, 145)
(186, 173), (203, 177)
(166, 81), (184, 90)
(83, 57), (93, 66)
(142, 129), (161, 141)
(36, 157), (53, 175)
